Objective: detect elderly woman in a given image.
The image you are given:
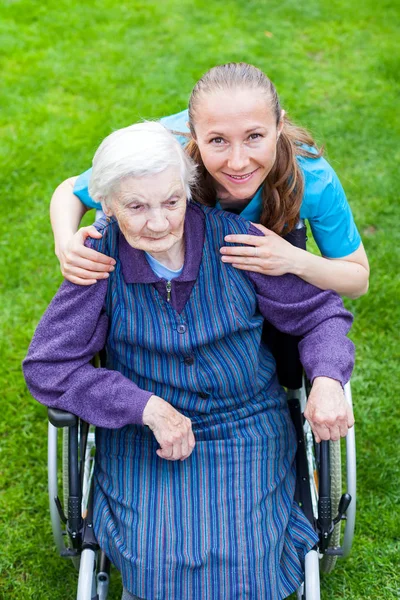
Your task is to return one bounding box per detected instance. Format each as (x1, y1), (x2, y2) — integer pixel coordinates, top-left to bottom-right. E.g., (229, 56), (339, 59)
(24, 122), (354, 600)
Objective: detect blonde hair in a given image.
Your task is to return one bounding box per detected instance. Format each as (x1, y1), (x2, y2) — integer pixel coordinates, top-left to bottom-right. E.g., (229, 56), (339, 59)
(186, 62), (323, 235)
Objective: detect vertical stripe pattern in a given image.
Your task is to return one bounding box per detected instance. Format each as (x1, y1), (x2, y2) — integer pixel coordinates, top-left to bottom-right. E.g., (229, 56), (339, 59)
(93, 206), (318, 599)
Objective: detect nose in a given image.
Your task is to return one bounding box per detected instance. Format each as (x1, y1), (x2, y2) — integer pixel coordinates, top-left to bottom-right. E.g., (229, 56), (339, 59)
(147, 209), (169, 233)
(227, 143), (250, 172)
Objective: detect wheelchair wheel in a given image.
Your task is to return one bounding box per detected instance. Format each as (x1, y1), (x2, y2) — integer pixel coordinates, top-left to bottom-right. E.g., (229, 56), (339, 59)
(304, 420), (342, 574)
(320, 440), (341, 573)
(62, 425), (96, 570)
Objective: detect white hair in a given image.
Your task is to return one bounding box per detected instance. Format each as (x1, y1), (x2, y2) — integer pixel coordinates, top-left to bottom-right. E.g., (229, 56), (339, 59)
(89, 121), (197, 206)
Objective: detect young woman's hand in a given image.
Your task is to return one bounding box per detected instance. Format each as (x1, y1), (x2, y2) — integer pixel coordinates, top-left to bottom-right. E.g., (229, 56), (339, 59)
(220, 222), (298, 276)
(221, 223), (370, 298)
(304, 377), (355, 443)
(142, 395), (196, 461)
(57, 226), (116, 286)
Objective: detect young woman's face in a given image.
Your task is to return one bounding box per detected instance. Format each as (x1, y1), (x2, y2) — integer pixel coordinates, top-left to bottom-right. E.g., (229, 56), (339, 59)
(105, 167), (187, 256)
(193, 88), (283, 203)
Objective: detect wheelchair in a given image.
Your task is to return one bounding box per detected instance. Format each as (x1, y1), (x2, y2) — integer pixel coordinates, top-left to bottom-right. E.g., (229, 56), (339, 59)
(45, 221), (356, 600)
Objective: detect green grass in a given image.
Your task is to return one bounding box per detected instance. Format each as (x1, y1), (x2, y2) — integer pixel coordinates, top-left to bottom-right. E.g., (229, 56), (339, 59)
(1, 0), (399, 598)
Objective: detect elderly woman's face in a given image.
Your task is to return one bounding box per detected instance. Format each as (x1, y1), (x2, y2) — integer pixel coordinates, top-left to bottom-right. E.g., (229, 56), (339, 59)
(107, 167), (187, 255)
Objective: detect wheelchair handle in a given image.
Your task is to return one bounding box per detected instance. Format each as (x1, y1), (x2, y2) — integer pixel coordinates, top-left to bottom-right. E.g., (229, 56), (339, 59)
(48, 407), (77, 428)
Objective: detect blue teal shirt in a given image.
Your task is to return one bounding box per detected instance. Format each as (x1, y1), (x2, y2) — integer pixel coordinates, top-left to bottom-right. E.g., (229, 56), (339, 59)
(145, 252), (183, 280)
(74, 110), (361, 259)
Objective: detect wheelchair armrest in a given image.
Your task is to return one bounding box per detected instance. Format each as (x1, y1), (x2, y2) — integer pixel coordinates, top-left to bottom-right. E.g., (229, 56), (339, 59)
(48, 407), (78, 428)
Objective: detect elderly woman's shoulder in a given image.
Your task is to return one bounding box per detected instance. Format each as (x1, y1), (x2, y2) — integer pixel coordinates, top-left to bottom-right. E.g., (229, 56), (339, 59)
(85, 216), (120, 258)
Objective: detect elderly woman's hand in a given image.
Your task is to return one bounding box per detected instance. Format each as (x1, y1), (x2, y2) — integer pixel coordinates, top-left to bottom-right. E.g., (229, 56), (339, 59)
(220, 223), (298, 276)
(57, 226), (116, 285)
(304, 377), (355, 443)
(142, 395), (196, 461)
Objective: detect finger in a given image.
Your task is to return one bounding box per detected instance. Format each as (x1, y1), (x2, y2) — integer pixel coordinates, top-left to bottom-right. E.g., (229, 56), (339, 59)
(66, 255), (115, 273)
(223, 234), (264, 246)
(228, 264), (267, 274)
(66, 276), (99, 286)
(313, 432), (321, 444)
(63, 266), (111, 281)
(157, 449), (169, 459)
(229, 264), (267, 274)
(181, 428), (196, 460)
(221, 255), (264, 266)
(158, 442), (173, 459)
(328, 425), (341, 441)
(159, 436), (183, 461)
(180, 436), (189, 459)
(220, 246), (262, 257)
(346, 406), (355, 428)
(188, 429), (196, 452)
(81, 225), (103, 239)
(72, 246), (116, 266)
(338, 421), (349, 438)
(313, 424), (330, 442)
(170, 441), (184, 461)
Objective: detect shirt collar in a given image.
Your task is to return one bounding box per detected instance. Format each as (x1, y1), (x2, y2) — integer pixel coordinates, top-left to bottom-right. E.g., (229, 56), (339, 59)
(118, 203), (205, 284)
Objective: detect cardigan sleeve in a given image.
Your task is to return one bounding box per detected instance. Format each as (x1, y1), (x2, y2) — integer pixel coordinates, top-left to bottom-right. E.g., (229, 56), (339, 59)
(246, 226), (355, 387)
(22, 279), (152, 428)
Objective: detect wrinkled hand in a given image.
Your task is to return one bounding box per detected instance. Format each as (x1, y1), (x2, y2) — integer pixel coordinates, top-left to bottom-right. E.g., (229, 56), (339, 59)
(142, 395), (196, 461)
(220, 222), (298, 276)
(57, 226), (116, 285)
(304, 377), (355, 443)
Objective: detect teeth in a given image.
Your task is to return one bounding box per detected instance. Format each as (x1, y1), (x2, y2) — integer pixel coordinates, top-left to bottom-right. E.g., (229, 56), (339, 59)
(229, 173), (251, 180)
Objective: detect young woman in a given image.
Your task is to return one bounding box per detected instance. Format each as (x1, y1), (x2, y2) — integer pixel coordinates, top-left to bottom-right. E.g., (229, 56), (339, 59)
(50, 63), (369, 297)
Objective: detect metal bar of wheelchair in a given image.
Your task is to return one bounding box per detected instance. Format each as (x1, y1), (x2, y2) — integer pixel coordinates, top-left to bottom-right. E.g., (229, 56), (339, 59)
(68, 422), (83, 548)
(318, 438), (352, 556)
(48, 408), (111, 599)
(48, 421), (68, 555)
(342, 382), (356, 557)
(289, 382), (355, 559)
(48, 408), (83, 555)
(78, 472), (111, 600)
(317, 383), (356, 558)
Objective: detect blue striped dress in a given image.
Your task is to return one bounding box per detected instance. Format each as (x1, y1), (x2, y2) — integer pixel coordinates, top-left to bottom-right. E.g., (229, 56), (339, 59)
(93, 205), (318, 599)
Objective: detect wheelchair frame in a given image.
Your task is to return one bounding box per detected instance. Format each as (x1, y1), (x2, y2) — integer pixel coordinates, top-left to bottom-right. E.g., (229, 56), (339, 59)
(45, 220), (356, 600)
(47, 379), (356, 600)
(288, 380), (356, 600)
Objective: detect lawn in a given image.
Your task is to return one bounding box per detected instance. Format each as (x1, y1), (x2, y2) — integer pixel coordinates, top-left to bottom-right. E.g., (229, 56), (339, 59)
(0, 0), (399, 598)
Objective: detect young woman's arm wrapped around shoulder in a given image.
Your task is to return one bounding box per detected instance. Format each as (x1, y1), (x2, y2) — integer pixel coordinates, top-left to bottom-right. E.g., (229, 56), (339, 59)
(244, 223), (355, 442)
(50, 175), (115, 285)
(221, 163), (369, 299)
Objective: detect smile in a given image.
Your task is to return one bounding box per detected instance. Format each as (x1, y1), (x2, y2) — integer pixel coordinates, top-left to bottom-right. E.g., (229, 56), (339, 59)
(223, 168), (259, 183)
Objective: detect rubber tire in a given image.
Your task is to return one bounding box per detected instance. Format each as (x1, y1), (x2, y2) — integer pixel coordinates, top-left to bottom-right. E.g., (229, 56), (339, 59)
(319, 439), (342, 574)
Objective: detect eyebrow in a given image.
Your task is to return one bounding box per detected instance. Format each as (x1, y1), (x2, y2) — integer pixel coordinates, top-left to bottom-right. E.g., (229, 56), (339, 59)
(165, 186), (184, 197)
(120, 193), (146, 204)
(120, 186), (184, 205)
(244, 126), (268, 134)
(206, 126), (268, 137)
